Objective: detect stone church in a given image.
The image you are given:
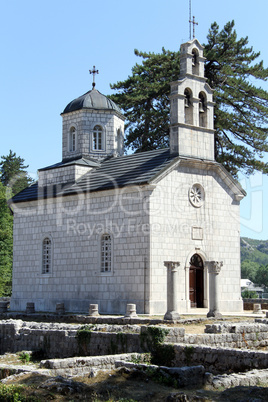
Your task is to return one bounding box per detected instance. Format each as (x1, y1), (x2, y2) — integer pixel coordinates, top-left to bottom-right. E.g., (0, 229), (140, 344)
(10, 39), (245, 315)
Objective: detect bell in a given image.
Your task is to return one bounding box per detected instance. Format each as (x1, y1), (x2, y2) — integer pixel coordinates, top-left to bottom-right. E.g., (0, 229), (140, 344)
(199, 101), (204, 113)
(185, 97), (189, 108)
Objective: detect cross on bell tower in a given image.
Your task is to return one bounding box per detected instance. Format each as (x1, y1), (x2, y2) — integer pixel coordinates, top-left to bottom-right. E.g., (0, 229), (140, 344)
(89, 66), (99, 89)
(189, 16), (198, 39)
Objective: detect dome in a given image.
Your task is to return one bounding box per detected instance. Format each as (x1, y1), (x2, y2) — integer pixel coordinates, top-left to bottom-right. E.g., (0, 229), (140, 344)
(62, 88), (122, 114)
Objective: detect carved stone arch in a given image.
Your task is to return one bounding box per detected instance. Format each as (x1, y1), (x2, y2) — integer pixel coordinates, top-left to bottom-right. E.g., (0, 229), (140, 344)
(184, 248), (208, 269)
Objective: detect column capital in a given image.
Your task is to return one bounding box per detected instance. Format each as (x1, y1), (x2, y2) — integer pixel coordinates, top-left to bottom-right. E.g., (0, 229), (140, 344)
(205, 261), (223, 274)
(164, 261), (180, 270)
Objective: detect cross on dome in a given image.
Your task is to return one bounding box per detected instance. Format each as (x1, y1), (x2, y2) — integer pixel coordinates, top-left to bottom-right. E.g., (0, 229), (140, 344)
(89, 65), (99, 89)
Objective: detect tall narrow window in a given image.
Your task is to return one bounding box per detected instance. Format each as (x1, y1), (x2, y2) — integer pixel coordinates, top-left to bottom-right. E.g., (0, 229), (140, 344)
(93, 125), (103, 150)
(69, 127), (76, 152)
(101, 234), (112, 272)
(42, 237), (52, 274)
(117, 128), (123, 155)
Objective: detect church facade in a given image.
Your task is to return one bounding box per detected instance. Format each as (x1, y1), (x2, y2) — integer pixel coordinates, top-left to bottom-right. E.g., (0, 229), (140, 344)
(10, 39), (245, 314)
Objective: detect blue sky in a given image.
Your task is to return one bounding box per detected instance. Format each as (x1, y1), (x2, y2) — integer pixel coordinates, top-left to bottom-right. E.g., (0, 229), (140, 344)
(0, 0), (267, 239)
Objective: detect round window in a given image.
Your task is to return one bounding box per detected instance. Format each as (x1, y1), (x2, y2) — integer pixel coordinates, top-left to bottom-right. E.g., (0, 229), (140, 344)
(189, 183), (205, 208)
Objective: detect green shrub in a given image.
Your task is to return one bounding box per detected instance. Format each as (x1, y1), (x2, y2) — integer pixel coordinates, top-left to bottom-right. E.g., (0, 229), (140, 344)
(18, 352), (31, 364)
(241, 289), (258, 299)
(0, 384), (26, 401)
(76, 325), (94, 355)
(140, 326), (175, 366)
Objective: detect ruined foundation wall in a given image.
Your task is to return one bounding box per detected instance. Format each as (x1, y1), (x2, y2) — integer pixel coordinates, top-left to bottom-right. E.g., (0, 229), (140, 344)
(1, 320), (268, 364)
(173, 344), (268, 373)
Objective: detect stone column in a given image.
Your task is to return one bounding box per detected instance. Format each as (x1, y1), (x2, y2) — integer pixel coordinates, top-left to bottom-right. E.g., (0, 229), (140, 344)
(205, 261), (223, 318)
(185, 265), (191, 311)
(164, 261), (180, 320)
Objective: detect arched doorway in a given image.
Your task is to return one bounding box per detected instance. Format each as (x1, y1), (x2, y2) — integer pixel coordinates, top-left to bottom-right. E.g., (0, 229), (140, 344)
(189, 254), (204, 308)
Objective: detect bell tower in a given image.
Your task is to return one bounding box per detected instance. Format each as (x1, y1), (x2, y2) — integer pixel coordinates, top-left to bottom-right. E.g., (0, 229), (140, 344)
(170, 39), (215, 160)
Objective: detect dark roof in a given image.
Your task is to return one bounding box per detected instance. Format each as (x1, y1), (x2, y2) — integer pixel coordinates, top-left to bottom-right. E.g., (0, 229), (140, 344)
(39, 157), (100, 172)
(11, 149), (174, 203)
(62, 88), (122, 115)
(61, 148), (173, 195)
(11, 182), (39, 203)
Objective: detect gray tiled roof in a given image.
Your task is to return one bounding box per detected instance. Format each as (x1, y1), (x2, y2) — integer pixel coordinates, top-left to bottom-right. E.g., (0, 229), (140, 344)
(62, 88), (123, 115)
(39, 157), (100, 171)
(11, 149), (174, 203)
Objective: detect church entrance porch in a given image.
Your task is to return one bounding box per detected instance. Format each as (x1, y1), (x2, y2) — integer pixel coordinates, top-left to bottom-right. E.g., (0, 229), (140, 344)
(189, 254), (204, 308)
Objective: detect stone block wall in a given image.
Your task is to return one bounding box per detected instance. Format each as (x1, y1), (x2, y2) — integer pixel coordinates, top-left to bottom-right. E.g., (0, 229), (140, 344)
(62, 109), (124, 161)
(183, 322), (268, 349)
(11, 186), (152, 314)
(2, 320), (268, 371)
(173, 344), (268, 373)
(40, 353), (140, 377)
(0, 321), (187, 358)
(243, 298), (268, 310)
(38, 165), (91, 187)
(0, 320), (143, 358)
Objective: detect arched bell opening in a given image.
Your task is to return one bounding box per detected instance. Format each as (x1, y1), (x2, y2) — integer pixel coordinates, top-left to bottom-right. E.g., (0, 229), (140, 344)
(184, 88), (193, 125)
(192, 48), (199, 75)
(198, 91), (207, 128)
(189, 253), (204, 308)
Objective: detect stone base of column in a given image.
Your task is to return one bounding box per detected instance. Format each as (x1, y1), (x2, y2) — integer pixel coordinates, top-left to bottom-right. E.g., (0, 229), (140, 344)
(56, 303), (65, 315)
(89, 304), (99, 316)
(125, 304), (137, 318)
(164, 310), (180, 321)
(207, 310), (222, 319)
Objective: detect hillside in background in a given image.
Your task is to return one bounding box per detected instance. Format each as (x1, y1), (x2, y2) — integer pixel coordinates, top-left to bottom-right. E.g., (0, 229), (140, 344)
(241, 237), (268, 265)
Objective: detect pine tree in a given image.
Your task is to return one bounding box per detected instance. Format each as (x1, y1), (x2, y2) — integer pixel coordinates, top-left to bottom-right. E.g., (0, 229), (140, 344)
(110, 21), (268, 177)
(205, 21), (268, 176)
(110, 48), (180, 152)
(0, 182), (13, 297)
(0, 150), (34, 197)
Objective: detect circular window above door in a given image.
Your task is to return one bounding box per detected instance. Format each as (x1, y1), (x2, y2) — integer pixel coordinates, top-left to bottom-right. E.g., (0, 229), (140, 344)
(189, 183), (205, 208)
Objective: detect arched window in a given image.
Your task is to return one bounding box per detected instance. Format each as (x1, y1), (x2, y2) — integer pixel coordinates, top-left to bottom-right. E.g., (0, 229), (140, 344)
(101, 234), (112, 272)
(69, 127), (76, 152)
(93, 125), (103, 150)
(42, 237), (52, 274)
(190, 254), (203, 268)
